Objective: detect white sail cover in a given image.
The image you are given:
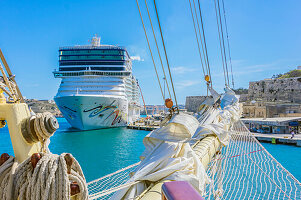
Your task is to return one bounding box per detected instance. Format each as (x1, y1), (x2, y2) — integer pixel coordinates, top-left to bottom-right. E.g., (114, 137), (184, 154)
(87, 88), (301, 200)
(111, 113), (208, 199)
(109, 88), (240, 199)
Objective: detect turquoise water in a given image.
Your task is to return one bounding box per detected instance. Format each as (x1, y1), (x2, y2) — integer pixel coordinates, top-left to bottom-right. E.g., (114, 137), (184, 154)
(0, 118), (300, 182)
(261, 142), (301, 180)
(0, 118), (149, 182)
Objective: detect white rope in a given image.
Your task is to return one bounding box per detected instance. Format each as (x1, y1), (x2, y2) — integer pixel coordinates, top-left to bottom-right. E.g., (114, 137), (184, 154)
(205, 120), (301, 200)
(86, 92), (301, 200)
(0, 153), (88, 200)
(89, 181), (140, 199)
(87, 162), (140, 199)
(0, 156), (15, 200)
(88, 162), (140, 185)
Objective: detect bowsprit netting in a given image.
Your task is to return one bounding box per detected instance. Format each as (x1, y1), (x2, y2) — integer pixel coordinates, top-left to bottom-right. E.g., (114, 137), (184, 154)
(87, 119), (301, 200)
(87, 162), (140, 200)
(206, 120), (301, 200)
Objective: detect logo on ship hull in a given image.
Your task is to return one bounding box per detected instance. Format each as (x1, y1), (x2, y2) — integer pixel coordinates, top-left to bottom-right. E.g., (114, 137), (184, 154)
(83, 100), (127, 125)
(83, 100), (117, 118)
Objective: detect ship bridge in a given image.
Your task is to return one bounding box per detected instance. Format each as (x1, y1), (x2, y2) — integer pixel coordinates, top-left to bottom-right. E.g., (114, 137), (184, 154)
(54, 37), (132, 78)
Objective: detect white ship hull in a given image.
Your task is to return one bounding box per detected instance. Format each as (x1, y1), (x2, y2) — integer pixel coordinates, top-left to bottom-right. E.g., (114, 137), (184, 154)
(53, 38), (141, 130)
(55, 95), (130, 130)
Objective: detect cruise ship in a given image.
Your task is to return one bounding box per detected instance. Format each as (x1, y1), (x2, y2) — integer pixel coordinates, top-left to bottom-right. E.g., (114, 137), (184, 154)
(53, 36), (140, 130)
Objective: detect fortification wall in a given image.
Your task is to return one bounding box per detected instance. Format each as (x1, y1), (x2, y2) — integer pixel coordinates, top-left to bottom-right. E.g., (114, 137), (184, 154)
(185, 96), (206, 113)
(248, 77), (301, 103)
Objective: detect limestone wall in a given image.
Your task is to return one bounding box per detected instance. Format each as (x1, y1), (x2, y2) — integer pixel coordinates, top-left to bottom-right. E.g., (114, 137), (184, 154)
(248, 77), (301, 103)
(185, 96), (206, 113)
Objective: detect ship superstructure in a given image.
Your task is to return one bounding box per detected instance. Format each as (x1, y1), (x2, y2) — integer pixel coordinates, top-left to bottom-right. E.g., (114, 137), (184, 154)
(53, 36), (140, 130)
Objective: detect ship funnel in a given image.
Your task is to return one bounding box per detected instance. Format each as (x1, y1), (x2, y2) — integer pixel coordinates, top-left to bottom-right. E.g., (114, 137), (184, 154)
(91, 35), (100, 46)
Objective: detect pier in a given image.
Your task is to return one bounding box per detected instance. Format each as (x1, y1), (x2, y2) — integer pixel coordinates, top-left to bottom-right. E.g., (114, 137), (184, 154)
(251, 132), (301, 147)
(127, 124), (159, 131)
(128, 125), (301, 146)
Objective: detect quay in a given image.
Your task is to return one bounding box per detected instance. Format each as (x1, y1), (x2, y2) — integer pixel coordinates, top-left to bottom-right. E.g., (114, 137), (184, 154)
(241, 117), (301, 146)
(127, 125), (301, 146)
(127, 124), (159, 131)
(128, 117), (301, 146)
(251, 132), (301, 147)
(241, 117), (301, 134)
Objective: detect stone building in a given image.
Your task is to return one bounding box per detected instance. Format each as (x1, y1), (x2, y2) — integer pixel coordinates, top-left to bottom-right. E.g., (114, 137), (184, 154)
(242, 101), (267, 118)
(185, 77), (301, 116)
(248, 77), (301, 103)
(241, 76), (301, 118)
(266, 103), (301, 118)
(242, 101), (301, 118)
(185, 96), (206, 113)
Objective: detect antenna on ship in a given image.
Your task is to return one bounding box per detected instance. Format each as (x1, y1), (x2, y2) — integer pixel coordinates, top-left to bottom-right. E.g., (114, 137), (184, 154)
(91, 34), (101, 46)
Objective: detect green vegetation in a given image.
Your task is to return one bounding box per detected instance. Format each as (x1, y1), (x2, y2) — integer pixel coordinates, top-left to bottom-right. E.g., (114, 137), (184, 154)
(272, 68), (301, 79)
(279, 69), (301, 79)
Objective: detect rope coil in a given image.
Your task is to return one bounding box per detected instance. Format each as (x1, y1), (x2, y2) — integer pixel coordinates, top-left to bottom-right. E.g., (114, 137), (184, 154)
(22, 112), (59, 152)
(0, 153), (88, 200)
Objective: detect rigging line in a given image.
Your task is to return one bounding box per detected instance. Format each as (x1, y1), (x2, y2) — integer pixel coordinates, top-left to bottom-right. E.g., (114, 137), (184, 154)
(144, 0), (172, 99)
(213, 0), (228, 86)
(191, 0), (208, 76)
(188, 0), (206, 78)
(232, 141), (293, 200)
(197, 0), (212, 87)
(135, 0), (165, 102)
(153, 0), (179, 110)
(216, 0), (230, 86)
(137, 80), (148, 116)
(221, 0), (234, 88)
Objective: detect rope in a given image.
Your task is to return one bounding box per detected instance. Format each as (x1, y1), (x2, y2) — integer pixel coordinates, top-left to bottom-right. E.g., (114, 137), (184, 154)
(89, 180), (140, 199)
(0, 153), (88, 200)
(137, 81), (148, 116)
(188, 0), (206, 78)
(232, 140), (292, 199)
(85, 95), (301, 200)
(213, 0), (229, 86)
(0, 49), (24, 103)
(0, 156), (15, 200)
(216, 0), (230, 87)
(87, 162), (140, 186)
(22, 112), (58, 152)
(135, 0), (165, 102)
(192, 0), (208, 74)
(239, 121), (301, 187)
(144, 0), (172, 100)
(197, 0), (212, 87)
(192, 0), (212, 83)
(153, 0), (179, 111)
(220, 0), (235, 88)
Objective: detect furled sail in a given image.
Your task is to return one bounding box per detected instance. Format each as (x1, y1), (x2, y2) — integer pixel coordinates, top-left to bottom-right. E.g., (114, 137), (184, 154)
(87, 88), (301, 200)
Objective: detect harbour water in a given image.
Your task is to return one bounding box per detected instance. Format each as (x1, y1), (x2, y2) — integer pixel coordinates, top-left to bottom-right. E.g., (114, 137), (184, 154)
(0, 118), (300, 182)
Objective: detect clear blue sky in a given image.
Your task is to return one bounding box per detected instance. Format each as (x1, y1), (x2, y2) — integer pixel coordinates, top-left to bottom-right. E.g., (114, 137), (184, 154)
(0, 0), (300, 105)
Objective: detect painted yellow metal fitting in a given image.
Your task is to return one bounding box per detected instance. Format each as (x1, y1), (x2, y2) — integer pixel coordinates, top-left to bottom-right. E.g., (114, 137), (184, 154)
(205, 75), (210, 82)
(0, 101), (40, 163)
(0, 89), (6, 104)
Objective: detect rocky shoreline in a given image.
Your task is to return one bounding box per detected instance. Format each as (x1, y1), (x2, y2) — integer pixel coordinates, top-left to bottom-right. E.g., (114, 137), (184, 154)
(26, 99), (62, 117)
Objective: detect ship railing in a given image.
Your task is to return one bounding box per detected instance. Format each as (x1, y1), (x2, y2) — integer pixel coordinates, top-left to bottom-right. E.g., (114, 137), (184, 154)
(59, 45), (126, 50)
(53, 70), (131, 78)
